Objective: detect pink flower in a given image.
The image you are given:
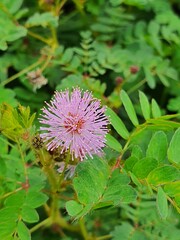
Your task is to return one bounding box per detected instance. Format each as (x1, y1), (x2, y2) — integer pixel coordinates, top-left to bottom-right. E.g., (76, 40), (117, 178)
(39, 88), (109, 160)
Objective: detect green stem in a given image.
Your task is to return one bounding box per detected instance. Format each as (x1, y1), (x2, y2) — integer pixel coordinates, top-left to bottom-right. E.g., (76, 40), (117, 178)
(39, 150), (59, 220)
(96, 235), (112, 240)
(79, 218), (89, 240)
(0, 2), (17, 22)
(38, 150), (80, 231)
(1, 58), (44, 86)
(127, 78), (146, 95)
(27, 30), (51, 45)
(0, 187), (22, 200)
(30, 217), (51, 233)
(17, 141), (28, 182)
(57, 151), (71, 188)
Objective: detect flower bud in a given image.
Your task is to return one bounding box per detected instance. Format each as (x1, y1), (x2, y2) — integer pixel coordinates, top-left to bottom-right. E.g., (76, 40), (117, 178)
(130, 65), (139, 74)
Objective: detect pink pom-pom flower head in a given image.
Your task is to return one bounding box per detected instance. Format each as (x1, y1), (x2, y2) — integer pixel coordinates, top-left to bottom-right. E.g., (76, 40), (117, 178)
(39, 88), (109, 161)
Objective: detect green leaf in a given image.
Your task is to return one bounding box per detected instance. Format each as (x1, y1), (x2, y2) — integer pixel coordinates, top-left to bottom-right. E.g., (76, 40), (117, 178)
(106, 133), (122, 152)
(106, 107), (129, 139)
(124, 156), (138, 171)
(102, 170), (136, 204)
(26, 12), (58, 28)
(146, 131), (168, 164)
(132, 157), (158, 179)
(144, 67), (156, 89)
(0, 222), (16, 240)
(164, 181), (180, 197)
(151, 99), (161, 118)
(5, 191), (25, 208)
(129, 172), (142, 188)
(168, 128), (180, 164)
(147, 166), (180, 186)
(111, 222), (148, 240)
(59, 48), (74, 64)
(21, 206), (39, 223)
(25, 191), (48, 208)
(0, 207), (19, 239)
(0, 87), (18, 107)
(0, 0), (23, 14)
(0, 136), (8, 154)
(139, 91), (151, 120)
(157, 187), (168, 220)
(120, 90), (139, 126)
(66, 200), (83, 217)
(111, 222), (133, 240)
(174, 195), (180, 207)
(17, 221), (31, 240)
(28, 167), (47, 191)
(66, 156), (136, 218)
(0, 104), (35, 142)
(168, 97), (180, 113)
(131, 145), (143, 159)
(0, 11), (27, 51)
(0, 207), (19, 222)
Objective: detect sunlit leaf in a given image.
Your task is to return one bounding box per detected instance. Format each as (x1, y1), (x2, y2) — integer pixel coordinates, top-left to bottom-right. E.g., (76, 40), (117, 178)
(157, 187), (168, 220)
(139, 91), (151, 120)
(168, 128), (180, 164)
(147, 166), (180, 185)
(106, 107), (129, 139)
(106, 133), (122, 152)
(120, 90), (139, 126)
(146, 131), (168, 164)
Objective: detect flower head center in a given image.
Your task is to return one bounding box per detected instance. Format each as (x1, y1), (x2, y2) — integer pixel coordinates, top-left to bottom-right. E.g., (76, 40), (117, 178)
(64, 113), (85, 134)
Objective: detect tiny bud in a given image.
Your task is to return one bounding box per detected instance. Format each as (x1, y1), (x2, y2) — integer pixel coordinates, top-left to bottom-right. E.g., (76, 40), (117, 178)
(21, 180), (30, 190)
(115, 76), (123, 85)
(130, 65), (139, 74)
(83, 73), (90, 79)
(32, 135), (44, 149)
(22, 131), (29, 141)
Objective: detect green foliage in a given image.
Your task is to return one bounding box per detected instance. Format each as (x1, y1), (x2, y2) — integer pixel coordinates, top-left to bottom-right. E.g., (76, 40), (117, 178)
(168, 128), (180, 164)
(0, 0), (180, 239)
(0, 104), (36, 142)
(66, 156), (136, 218)
(26, 12), (58, 28)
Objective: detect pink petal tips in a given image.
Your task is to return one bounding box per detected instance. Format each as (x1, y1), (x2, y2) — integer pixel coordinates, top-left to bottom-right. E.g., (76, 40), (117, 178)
(39, 88), (109, 161)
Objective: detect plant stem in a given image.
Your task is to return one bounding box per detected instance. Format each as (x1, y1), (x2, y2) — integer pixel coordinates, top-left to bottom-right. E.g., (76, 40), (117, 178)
(30, 217), (51, 233)
(79, 218), (89, 240)
(38, 149), (80, 232)
(1, 58), (44, 87)
(17, 141), (28, 182)
(96, 235), (112, 240)
(0, 187), (22, 200)
(28, 30), (51, 45)
(127, 78), (146, 95)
